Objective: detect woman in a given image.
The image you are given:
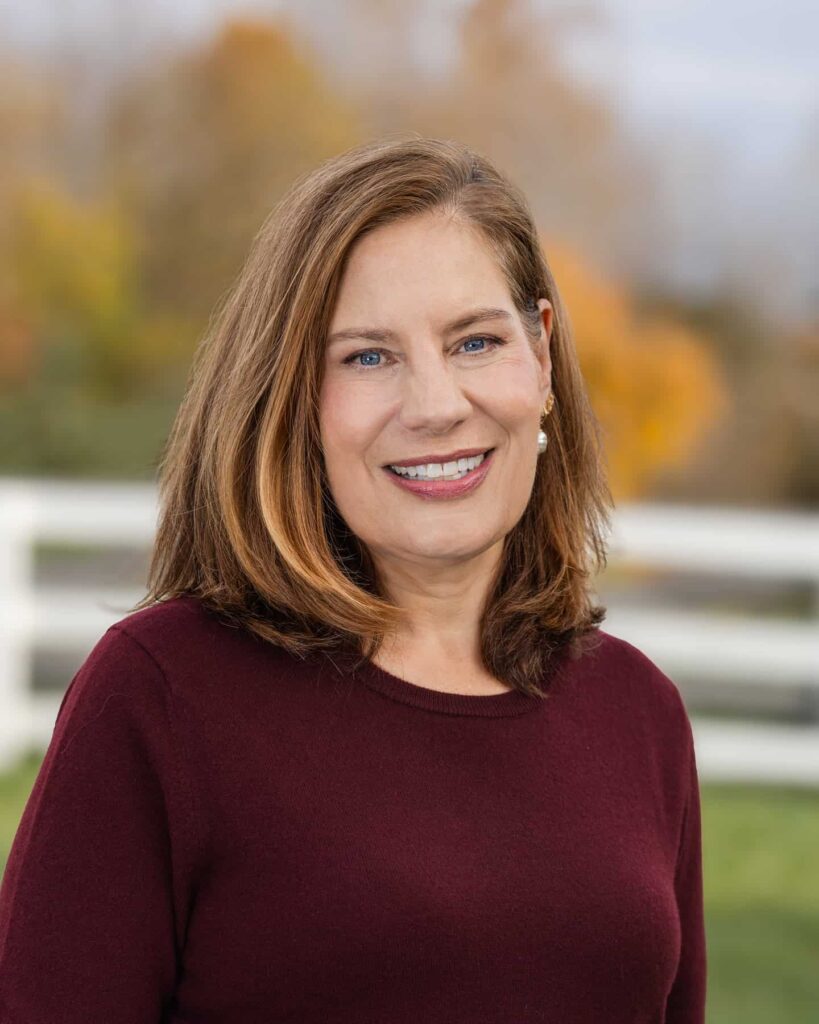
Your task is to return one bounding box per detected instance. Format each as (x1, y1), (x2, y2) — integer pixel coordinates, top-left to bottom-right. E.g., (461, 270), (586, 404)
(0, 135), (706, 1022)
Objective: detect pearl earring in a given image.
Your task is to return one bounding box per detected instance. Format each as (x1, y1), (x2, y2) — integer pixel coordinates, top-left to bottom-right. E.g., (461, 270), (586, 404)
(537, 392), (555, 454)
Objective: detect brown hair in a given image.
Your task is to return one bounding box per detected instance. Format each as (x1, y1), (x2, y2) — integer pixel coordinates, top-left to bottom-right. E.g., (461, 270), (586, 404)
(132, 133), (613, 697)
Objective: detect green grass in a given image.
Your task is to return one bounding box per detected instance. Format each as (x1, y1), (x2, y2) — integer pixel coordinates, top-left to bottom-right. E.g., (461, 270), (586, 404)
(701, 784), (819, 1023)
(1, 753), (817, 1021)
(0, 748), (43, 868)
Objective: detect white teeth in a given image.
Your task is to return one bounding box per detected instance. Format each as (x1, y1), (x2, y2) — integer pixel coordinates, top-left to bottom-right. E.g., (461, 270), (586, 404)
(389, 451), (489, 480)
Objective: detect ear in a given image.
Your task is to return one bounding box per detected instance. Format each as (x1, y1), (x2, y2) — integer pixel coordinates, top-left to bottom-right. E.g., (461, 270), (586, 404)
(536, 298), (553, 397)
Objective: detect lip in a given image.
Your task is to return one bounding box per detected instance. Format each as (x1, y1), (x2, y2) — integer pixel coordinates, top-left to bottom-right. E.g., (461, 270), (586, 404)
(384, 447), (494, 469)
(382, 448), (496, 500)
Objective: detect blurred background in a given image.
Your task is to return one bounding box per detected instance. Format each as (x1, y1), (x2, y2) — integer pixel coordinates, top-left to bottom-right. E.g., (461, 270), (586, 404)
(0, 1), (817, 1020)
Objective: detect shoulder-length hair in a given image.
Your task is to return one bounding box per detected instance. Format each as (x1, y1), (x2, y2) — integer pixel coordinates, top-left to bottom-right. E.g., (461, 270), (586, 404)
(132, 133), (613, 697)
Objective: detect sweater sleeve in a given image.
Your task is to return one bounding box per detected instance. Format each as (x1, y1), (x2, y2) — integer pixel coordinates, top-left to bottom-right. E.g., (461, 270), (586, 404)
(0, 625), (203, 1024)
(664, 718), (707, 1023)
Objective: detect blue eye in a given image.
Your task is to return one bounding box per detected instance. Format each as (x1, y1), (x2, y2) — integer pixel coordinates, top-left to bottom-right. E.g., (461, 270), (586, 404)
(461, 335), (502, 354)
(349, 350), (383, 367)
(342, 334), (504, 369)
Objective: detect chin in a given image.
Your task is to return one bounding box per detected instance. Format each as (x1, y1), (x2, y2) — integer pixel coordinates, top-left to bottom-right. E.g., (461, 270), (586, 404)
(405, 532), (500, 562)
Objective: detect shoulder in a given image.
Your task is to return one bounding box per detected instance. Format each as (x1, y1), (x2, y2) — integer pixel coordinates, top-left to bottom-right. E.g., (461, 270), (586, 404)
(571, 629), (697, 819)
(61, 598), (219, 704)
(573, 627), (693, 742)
(93, 594), (299, 712)
(102, 593), (256, 673)
(57, 596), (248, 717)
(58, 595), (258, 740)
(53, 610), (190, 760)
(107, 593), (225, 648)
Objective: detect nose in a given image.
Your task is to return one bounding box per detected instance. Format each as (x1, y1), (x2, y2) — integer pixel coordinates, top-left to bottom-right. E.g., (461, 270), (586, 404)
(397, 353), (473, 434)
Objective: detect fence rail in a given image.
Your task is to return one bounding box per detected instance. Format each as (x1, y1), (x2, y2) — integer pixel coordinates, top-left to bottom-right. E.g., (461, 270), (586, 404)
(1, 476), (818, 783)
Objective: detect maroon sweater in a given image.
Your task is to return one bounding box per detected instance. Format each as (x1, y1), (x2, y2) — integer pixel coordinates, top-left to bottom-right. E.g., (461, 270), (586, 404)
(0, 594), (706, 1023)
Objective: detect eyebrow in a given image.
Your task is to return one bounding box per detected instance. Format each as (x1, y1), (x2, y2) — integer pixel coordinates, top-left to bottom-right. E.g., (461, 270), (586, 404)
(326, 306), (515, 346)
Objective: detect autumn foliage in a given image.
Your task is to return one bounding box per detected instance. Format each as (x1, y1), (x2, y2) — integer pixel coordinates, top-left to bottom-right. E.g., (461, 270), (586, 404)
(546, 240), (727, 497)
(0, 11), (739, 497)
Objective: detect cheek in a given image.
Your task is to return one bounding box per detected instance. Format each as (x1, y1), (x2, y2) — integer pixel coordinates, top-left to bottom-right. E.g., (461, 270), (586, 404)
(319, 383), (379, 486)
(483, 352), (543, 412)
(320, 382), (358, 451)
(484, 380), (542, 432)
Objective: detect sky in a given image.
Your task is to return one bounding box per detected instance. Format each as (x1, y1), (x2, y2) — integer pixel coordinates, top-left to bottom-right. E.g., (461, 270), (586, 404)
(2, 0), (816, 317)
(570, 0), (816, 166)
(4, 0), (815, 166)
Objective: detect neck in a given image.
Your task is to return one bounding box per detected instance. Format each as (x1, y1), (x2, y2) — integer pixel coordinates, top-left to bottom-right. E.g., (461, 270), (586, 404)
(370, 540), (504, 665)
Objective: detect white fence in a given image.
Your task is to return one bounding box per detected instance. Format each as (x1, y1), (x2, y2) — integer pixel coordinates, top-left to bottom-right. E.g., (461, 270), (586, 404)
(1, 476), (818, 783)
(604, 504), (819, 786)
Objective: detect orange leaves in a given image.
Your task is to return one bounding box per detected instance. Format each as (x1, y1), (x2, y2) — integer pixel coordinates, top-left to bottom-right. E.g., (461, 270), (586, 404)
(545, 238), (728, 498)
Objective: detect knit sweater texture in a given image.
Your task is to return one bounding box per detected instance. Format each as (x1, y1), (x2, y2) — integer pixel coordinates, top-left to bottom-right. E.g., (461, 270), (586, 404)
(0, 594), (706, 1023)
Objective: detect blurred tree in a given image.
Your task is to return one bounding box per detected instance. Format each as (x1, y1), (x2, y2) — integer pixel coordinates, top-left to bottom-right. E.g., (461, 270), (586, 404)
(0, 176), (197, 477)
(0, 57), (67, 387)
(0, 56), (66, 228)
(362, 0), (654, 282)
(1, 7), (809, 505)
(779, 323), (819, 505)
(635, 292), (819, 508)
(4, 176), (193, 402)
(1, 17), (363, 477)
(104, 16), (362, 322)
(546, 238), (727, 499)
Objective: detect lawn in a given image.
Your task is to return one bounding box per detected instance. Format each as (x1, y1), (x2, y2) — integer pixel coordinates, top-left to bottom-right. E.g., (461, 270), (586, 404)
(701, 783), (819, 1022)
(1, 750), (817, 1021)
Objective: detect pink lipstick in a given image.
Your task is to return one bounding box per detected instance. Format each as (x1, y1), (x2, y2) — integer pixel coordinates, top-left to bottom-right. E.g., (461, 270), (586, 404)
(383, 449), (495, 500)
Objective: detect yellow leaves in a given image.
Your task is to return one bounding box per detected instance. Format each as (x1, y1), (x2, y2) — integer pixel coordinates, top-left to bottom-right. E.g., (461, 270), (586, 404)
(545, 237), (728, 499)
(10, 177), (136, 335)
(201, 15), (360, 163)
(2, 176), (197, 401)
(2, 14), (363, 410)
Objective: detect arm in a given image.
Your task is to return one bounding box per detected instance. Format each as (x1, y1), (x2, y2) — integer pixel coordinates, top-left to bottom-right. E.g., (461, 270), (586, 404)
(0, 626), (203, 1023)
(664, 721), (708, 1023)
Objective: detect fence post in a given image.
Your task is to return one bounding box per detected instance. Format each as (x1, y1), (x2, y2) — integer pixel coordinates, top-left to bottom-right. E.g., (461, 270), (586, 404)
(0, 480), (36, 771)
(796, 568), (819, 723)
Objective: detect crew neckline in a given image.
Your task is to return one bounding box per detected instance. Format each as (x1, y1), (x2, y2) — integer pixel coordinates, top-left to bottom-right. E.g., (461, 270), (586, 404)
(355, 656), (547, 717)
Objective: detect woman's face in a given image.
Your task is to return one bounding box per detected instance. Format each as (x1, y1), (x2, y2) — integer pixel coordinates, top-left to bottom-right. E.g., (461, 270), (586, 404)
(319, 210), (552, 574)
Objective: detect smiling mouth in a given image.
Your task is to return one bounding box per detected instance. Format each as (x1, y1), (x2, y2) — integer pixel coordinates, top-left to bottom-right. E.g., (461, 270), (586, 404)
(385, 448), (495, 481)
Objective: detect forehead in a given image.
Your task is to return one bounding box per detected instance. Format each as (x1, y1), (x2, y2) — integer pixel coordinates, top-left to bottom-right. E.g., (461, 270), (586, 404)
(329, 212), (513, 331)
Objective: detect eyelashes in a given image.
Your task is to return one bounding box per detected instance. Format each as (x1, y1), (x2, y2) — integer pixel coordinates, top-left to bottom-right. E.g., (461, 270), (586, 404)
(341, 334), (506, 369)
